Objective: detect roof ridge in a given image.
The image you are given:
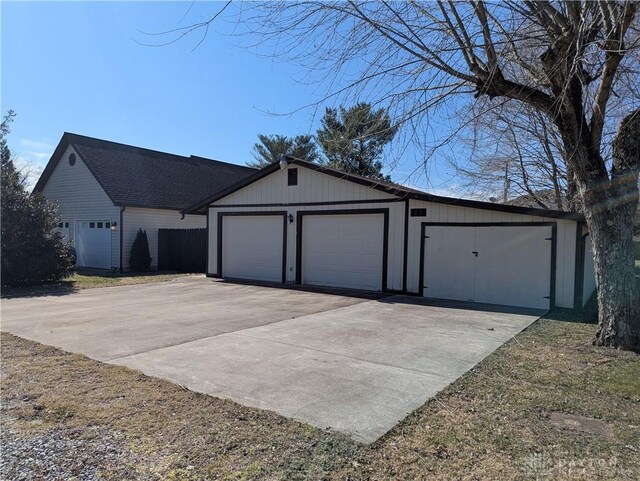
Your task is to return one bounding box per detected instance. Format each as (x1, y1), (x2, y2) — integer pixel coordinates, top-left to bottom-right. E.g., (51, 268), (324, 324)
(64, 133), (255, 171)
(64, 132), (190, 161)
(283, 155), (422, 194)
(189, 155), (255, 171)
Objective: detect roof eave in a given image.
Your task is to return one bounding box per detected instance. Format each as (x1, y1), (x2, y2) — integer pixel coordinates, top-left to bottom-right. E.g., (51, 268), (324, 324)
(406, 192), (585, 221)
(184, 155), (585, 222)
(183, 162), (283, 214)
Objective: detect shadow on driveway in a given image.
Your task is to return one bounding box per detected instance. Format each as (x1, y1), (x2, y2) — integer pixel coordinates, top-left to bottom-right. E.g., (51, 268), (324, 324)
(1, 282), (79, 299)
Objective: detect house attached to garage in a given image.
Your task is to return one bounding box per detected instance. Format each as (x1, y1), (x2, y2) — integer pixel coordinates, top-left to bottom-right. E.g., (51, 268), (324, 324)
(34, 133), (255, 271)
(186, 156), (595, 311)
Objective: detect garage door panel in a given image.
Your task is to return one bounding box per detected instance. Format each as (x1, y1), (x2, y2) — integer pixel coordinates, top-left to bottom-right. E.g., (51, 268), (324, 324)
(76, 220), (111, 269)
(302, 214), (385, 291)
(423, 226), (475, 302)
(222, 215), (284, 282)
(473, 226), (551, 309)
(422, 224), (552, 309)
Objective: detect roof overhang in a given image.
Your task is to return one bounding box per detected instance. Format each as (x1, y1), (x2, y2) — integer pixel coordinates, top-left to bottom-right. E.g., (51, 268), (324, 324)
(184, 156), (585, 222)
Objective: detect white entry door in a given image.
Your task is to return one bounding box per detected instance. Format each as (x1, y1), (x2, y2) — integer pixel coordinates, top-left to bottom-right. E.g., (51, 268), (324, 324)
(76, 220), (111, 269)
(301, 213), (385, 291)
(221, 215), (285, 282)
(422, 224), (552, 309)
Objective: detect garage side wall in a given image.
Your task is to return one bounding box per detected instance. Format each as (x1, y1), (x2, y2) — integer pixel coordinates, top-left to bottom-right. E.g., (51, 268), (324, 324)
(405, 199), (579, 308)
(41, 145), (121, 269)
(123, 207), (206, 271)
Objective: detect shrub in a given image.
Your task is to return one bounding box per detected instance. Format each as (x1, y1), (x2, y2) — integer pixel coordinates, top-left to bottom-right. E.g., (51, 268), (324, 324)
(1, 112), (75, 286)
(129, 229), (152, 271)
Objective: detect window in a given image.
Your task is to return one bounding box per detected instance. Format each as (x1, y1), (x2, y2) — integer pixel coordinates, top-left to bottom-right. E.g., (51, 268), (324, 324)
(105, 222), (110, 228)
(410, 208), (427, 217)
(288, 168), (298, 186)
(64, 222), (69, 228)
(69, 153), (76, 166)
(89, 222), (95, 228)
(97, 222), (103, 228)
(58, 222), (63, 228)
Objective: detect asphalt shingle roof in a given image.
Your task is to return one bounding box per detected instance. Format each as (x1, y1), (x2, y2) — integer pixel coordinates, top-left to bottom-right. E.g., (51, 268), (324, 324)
(35, 133), (256, 211)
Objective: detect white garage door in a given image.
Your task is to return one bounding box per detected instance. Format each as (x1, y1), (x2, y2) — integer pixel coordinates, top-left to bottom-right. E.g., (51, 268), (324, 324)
(301, 213), (385, 291)
(76, 220), (111, 269)
(422, 224), (552, 309)
(221, 215), (285, 282)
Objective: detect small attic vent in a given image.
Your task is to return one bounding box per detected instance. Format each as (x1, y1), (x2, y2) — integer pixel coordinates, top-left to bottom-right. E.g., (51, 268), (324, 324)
(69, 153), (76, 166)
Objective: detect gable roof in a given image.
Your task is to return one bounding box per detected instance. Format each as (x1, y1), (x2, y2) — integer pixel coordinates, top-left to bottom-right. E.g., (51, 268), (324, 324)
(185, 156), (585, 222)
(34, 133), (256, 211)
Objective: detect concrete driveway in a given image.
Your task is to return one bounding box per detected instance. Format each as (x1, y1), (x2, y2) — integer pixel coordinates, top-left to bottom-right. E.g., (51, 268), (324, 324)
(1, 276), (542, 442)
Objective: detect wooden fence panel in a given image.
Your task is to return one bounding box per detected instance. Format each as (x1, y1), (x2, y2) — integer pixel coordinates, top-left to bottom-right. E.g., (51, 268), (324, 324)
(158, 228), (206, 272)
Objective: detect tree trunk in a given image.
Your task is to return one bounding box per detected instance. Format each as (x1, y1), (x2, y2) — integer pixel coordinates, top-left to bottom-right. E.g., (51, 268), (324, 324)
(589, 205), (640, 351)
(587, 109), (640, 351)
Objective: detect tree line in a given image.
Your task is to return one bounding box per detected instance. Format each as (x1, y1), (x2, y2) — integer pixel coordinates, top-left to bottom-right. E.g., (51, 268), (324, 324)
(248, 102), (397, 182)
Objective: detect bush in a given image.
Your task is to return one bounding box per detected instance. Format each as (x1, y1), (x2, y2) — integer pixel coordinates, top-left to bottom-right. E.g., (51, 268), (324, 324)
(129, 229), (152, 271)
(1, 112), (75, 286)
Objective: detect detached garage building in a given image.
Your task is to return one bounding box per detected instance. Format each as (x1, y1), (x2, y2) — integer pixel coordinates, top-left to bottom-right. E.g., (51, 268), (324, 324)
(34, 133), (254, 271)
(186, 157), (595, 310)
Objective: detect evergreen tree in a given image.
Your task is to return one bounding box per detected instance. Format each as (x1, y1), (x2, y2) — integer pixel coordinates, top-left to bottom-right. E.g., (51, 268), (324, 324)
(1, 111), (75, 286)
(249, 134), (318, 168)
(129, 229), (152, 271)
(316, 102), (397, 180)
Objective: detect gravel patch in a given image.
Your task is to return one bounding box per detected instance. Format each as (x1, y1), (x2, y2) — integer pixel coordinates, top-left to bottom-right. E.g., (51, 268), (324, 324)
(1, 425), (140, 481)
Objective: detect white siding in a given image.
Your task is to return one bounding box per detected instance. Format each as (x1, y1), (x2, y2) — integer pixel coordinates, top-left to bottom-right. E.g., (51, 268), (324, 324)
(41, 145), (120, 269)
(217, 164), (396, 205)
(405, 199), (579, 308)
(123, 207), (206, 270)
(207, 163), (582, 308)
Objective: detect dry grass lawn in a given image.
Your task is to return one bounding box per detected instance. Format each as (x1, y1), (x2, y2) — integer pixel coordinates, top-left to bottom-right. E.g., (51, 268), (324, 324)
(1, 317), (639, 480)
(1, 270), (190, 299)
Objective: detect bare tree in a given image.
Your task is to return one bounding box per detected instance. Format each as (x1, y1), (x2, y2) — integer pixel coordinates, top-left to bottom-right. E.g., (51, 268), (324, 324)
(167, 1), (640, 350)
(456, 101), (570, 209)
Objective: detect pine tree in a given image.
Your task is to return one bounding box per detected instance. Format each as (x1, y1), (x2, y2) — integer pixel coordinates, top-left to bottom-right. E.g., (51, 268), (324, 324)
(316, 102), (397, 180)
(129, 229), (152, 271)
(249, 134), (318, 168)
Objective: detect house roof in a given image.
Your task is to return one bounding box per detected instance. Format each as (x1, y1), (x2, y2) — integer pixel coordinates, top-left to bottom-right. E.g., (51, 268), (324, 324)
(185, 156), (585, 222)
(34, 133), (256, 211)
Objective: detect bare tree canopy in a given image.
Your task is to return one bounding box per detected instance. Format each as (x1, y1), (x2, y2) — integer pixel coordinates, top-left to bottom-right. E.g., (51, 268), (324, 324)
(456, 101), (570, 210)
(168, 1), (640, 350)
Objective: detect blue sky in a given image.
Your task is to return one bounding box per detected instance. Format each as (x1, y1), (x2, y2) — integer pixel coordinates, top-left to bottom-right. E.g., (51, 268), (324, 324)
(2, 1), (462, 194)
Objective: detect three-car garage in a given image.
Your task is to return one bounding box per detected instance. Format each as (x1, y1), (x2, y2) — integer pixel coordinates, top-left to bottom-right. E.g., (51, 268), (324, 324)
(189, 157), (593, 311)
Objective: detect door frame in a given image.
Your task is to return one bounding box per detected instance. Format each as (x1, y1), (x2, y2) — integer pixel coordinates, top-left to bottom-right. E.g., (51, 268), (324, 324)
(217, 211), (288, 283)
(295, 208), (390, 290)
(419, 222), (557, 308)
